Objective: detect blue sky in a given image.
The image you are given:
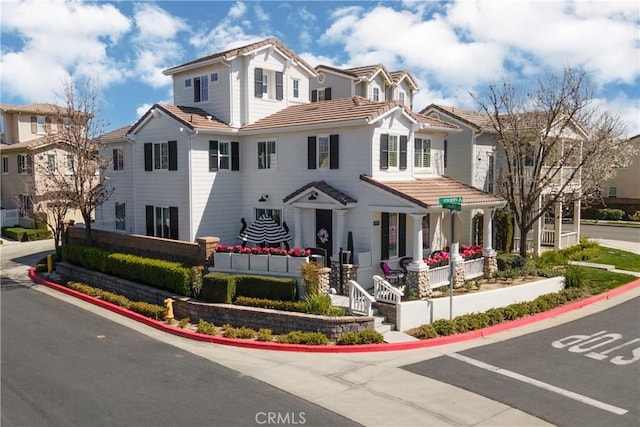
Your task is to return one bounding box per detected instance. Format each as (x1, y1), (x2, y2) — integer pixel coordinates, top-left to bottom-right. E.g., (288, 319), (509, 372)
(2, 0), (639, 136)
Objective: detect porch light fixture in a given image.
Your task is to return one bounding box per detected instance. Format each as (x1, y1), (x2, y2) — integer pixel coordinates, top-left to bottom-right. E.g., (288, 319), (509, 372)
(308, 192), (318, 201)
(258, 194), (268, 202)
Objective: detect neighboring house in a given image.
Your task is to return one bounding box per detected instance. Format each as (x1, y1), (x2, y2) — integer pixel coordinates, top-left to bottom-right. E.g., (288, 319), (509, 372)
(95, 38), (505, 286)
(0, 103), (84, 228)
(421, 104), (585, 255)
(310, 64), (418, 108)
(600, 134), (640, 216)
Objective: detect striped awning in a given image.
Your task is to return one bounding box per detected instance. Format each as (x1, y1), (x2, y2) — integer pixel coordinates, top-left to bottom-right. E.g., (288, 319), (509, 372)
(238, 215), (292, 245)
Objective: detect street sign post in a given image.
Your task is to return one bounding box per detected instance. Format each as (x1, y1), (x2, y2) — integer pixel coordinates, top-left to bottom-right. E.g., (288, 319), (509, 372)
(440, 196), (463, 319)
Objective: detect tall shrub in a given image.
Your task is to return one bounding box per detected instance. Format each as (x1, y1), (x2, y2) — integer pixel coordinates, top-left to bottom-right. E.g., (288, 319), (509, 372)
(494, 209), (514, 252)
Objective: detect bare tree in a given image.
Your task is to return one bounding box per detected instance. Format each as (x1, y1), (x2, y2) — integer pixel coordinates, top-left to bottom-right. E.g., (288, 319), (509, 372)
(39, 78), (113, 244)
(472, 67), (633, 257)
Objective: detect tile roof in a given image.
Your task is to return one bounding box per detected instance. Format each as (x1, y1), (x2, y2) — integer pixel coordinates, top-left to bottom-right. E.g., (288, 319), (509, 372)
(315, 65), (359, 78)
(100, 124), (133, 141)
(163, 37), (315, 76)
(243, 97), (458, 131)
(283, 181), (357, 205)
(0, 136), (50, 152)
(0, 103), (66, 115)
(422, 104), (495, 131)
(130, 104), (233, 134)
(360, 175), (506, 209)
(345, 64), (393, 84)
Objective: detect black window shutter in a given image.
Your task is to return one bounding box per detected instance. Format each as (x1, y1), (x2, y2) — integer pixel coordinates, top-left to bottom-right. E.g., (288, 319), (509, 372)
(231, 141), (240, 171)
(307, 136), (317, 169)
(168, 140), (177, 171)
(275, 71), (283, 100)
(444, 139), (448, 168)
(380, 134), (389, 170)
(169, 207), (179, 240)
(311, 89), (317, 102)
(399, 135), (407, 170)
(254, 68), (263, 98)
(325, 87), (332, 100)
(398, 214), (406, 257)
(329, 134), (339, 169)
(381, 213), (390, 260)
(145, 206), (154, 236)
(209, 140), (218, 171)
(144, 143), (152, 171)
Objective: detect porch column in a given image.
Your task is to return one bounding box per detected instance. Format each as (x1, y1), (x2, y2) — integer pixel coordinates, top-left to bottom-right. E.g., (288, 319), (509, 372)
(293, 207), (302, 249)
(573, 197), (581, 240)
(554, 199), (563, 251)
(334, 209), (346, 259)
(481, 209), (496, 257)
(532, 195), (542, 256)
(407, 214), (424, 266)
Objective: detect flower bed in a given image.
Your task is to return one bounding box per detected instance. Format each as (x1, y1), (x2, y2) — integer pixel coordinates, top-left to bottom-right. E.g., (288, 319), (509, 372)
(214, 245), (311, 274)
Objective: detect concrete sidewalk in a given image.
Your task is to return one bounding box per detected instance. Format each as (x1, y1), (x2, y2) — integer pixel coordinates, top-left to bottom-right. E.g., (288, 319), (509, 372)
(32, 278), (639, 427)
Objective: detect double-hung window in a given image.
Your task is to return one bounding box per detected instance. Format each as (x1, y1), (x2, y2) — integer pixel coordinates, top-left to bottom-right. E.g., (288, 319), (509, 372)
(399, 92), (405, 105)
(46, 154), (56, 174)
(373, 87), (380, 102)
(258, 141), (276, 170)
(115, 202), (126, 231)
(17, 154), (32, 174)
(293, 79), (299, 98)
(487, 153), (495, 193)
(31, 116), (45, 134)
(311, 88), (331, 102)
(380, 134), (407, 170)
(154, 142), (168, 170)
(113, 148), (124, 171)
(414, 138), (431, 168)
(194, 75), (208, 102)
(145, 205), (178, 239)
(255, 208), (281, 224)
(381, 212), (406, 260)
(66, 154), (75, 174)
(254, 68), (284, 100)
(307, 135), (339, 169)
(209, 140), (239, 171)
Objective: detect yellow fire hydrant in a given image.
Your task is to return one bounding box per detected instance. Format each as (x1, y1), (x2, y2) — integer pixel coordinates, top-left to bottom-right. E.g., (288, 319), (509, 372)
(164, 298), (175, 320)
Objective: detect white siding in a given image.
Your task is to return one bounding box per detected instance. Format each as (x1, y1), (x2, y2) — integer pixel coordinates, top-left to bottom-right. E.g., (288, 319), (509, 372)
(171, 63), (231, 124)
(96, 142), (135, 232)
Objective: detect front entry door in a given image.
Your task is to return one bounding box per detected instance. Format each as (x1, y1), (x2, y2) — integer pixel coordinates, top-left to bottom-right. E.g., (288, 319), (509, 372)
(315, 209), (333, 261)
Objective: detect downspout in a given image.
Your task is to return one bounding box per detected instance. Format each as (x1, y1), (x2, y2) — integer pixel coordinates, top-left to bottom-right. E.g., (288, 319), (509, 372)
(185, 128), (199, 241)
(221, 59), (233, 127)
(126, 134), (136, 234)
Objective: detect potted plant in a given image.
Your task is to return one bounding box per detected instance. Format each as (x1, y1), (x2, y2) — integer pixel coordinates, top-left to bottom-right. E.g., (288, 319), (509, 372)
(213, 244), (233, 269)
(249, 247), (269, 272)
(230, 245), (250, 270)
(287, 247), (311, 274)
(266, 246), (289, 273)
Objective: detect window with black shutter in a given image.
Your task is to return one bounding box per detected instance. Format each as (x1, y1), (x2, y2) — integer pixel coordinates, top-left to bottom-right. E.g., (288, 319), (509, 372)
(329, 134), (339, 169)
(145, 206), (154, 236)
(169, 207), (179, 240)
(325, 87), (332, 100)
(399, 135), (407, 170)
(168, 140), (177, 171)
(254, 68), (263, 98)
(380, 134), (389, 169)
(398, 214), (406, 257)
(275, 71), (283, 100)
(231, 141), (239, 171)
(144, 143), (152, 171)
(209, 140), (218, 171)
(307, 136), (317, 169)
(381, 213), (390, 260)
(311, 89), (317, 102)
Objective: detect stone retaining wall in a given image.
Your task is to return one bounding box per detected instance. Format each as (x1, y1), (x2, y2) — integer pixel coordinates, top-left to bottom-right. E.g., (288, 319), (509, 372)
(56, 262), (373, 340)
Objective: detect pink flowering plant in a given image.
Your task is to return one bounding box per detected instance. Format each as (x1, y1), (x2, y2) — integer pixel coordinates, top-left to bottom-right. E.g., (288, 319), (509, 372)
(288, 247), (311, 258)
(216, 244), (308, 257)
(215, 244), (234, 253)
(423, 251), (450, 268)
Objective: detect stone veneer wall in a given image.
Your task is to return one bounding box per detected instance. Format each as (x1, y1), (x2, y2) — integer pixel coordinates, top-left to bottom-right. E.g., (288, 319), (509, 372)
(56, 263), (373, 340)
(329, 262), (358, 295)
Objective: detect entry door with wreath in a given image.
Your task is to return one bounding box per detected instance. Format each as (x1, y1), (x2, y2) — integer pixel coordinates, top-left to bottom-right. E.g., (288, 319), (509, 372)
(315, 209), (333, 259)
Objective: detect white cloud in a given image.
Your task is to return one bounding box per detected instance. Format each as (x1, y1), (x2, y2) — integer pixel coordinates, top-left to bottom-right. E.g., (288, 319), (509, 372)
(228, 1), (248, 19)
(0, 0), (131, 101)
(131, 3), (188, 88)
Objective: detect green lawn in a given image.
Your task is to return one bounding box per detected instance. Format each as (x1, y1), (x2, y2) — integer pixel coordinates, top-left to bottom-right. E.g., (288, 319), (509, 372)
(577, 267), (637, 295)
(590, 247), (640, 272)
(581, 220), (640, 228)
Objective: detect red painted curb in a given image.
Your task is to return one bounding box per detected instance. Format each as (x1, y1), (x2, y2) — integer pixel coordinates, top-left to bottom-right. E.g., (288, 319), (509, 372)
(29, 269), (640, 353)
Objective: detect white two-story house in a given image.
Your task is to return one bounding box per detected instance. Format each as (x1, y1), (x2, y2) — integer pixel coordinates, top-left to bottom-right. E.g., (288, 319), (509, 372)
(96, 38), (505, 286)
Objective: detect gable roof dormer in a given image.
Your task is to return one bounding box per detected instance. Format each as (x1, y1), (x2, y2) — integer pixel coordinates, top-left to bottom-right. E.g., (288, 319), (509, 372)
(345, 64), (394, 86)
(162, 37), (316, 78)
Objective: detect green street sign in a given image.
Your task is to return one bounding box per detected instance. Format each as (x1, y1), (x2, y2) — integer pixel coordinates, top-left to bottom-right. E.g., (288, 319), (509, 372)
(439, 196), (463, 204)
(442, 203), (462, 211)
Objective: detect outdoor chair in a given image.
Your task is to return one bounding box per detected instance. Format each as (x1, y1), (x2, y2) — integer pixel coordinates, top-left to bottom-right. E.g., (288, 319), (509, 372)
(399, 257), (412, 275)
(379, 261), (404, 286)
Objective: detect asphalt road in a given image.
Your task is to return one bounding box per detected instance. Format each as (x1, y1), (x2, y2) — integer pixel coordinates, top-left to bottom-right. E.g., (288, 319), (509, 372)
(1, 241), (359, 427)
(403, 295), (640, 427)
(581, 223), (640, 245)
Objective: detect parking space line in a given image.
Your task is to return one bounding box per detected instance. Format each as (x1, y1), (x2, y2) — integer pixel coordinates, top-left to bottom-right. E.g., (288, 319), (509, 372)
(447, 353), (628, 415)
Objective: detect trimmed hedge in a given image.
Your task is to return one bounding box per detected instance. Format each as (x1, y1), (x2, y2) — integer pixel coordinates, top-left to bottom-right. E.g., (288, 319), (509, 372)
(201, 272), (236, 303)
(234, 296), (308, 313)
(2, 227), (52, 241)
(62, 243), (192, 296)
(234, 274), (297, 301)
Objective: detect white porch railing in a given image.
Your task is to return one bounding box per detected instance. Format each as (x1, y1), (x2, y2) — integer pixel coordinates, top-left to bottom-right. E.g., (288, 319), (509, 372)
(372, 275), (403, 305)
(513, 237), (535, 254)
(542, 229), (555, 245)
(428, 265), (449, 288)
(463, 258), (484, 280)
(560, 232), (578, 248)
(348, 280), (375, 316)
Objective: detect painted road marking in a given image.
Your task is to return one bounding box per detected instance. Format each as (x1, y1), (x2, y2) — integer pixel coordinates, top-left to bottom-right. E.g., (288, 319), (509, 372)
(447, 352), (628, 415)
